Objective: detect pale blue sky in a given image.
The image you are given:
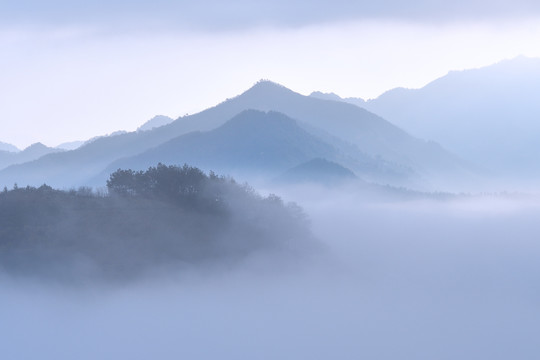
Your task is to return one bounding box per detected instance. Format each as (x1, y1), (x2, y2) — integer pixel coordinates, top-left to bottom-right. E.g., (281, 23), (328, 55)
(2, 1), (540, 148)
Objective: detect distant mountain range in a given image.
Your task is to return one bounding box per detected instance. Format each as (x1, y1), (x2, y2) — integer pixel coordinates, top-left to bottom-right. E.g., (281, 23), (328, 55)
(0, 143), (62, 172)
(103, 110), (340, 177)
(0, 80), (473, 190)
(312, 56), (540, 178)
(0, 141), (19, 153)
(99, 110), (408, 184)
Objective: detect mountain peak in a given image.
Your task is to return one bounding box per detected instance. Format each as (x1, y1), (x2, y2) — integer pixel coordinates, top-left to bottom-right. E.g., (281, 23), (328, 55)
(24, 142), (48, 151)
(20, 142), (61, 157)
(137, 115), (174, 132)
(253, 79), (287, 88)
(243, 80), (296, 96)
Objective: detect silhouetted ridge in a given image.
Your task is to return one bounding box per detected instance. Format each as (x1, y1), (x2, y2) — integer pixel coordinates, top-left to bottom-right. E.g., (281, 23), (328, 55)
(309, 91), (344, 102)
(23, 142), (52, 155)
(103, 110), (340, 177)
(0, 79), (470, 190)
(0, 142), (61, 172)
(362, 55), (540, 177)
(137, 115), (174, 132)
(246, 80), (293, 94)
(309, 91), (366, 107)
(0, 141), (19, 153)
(227, 80), (301, 111)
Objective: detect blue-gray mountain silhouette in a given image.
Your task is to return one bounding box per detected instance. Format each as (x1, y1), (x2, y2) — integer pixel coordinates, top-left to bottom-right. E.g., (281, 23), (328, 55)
(137, 115), (174, 132)
(100, 110), (408, 183)
(0, 81), (470, 189)
(0, 141), (19, 153)
(56, 140), (86, 151)
(359, 56), (540, 177)
(0, 142), (61, 171)
(310, 91), (366, 108)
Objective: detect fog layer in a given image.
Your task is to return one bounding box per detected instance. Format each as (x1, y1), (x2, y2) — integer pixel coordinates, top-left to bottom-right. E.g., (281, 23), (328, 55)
(1, 189), (539, 359)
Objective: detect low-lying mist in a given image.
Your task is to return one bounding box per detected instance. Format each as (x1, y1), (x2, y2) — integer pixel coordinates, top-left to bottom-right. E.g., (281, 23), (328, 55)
(1, 184), (539, 359)
(0, 165), (315, 283)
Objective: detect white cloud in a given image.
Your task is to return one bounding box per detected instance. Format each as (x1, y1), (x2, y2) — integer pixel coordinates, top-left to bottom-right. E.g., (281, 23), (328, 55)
(3, 0), (540, 31)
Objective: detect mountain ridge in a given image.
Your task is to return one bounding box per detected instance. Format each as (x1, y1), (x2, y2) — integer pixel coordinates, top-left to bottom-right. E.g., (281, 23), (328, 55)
(0, 80), (471, 190)
(0, 142), (62, 172)
(0, 141), (19, 153)
(360, 56), (540, 177)
(137, 115), (175, 132)
(98, 110), (408, 185)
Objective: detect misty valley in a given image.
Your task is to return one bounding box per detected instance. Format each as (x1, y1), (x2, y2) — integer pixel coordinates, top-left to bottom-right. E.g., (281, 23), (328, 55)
(2, 64), (540, 359)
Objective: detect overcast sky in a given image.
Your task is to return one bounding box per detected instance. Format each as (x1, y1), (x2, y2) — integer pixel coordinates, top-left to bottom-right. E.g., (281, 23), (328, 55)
(2, 0), (540, 148)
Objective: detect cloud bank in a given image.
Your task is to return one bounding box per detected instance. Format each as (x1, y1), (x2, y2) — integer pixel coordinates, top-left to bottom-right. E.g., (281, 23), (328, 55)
(4, 0), (540, 31)
(1, 192), (539, 359)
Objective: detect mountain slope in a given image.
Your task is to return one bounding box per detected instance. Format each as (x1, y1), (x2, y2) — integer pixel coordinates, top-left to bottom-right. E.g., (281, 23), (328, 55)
(0, 141), (19, 153)
(0, 81), (470, 189)
(56, 140), (86, 151)
(100, 110), (408, 184)
(161, 81), (468, 176)
(0, 128), (186, 188)
(137, 115), (174, 132)
(0, 143), (61, 171)
(310, 91), (366, 108)
(277, 158), (358, 186)
(362, 56), (540, 177)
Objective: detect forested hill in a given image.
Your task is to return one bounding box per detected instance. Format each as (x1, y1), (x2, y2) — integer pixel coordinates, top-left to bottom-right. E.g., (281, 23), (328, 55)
(0, 164), (312, 283)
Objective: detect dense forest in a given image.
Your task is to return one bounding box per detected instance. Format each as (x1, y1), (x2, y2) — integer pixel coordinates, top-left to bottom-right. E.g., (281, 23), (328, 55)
(0, 164), (311, 282)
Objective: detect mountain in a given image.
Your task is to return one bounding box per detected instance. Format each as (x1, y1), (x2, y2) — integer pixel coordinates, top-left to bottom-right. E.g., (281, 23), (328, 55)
(137, 115), (174, 132)
(0, 143), (62, 172)
(360, 56), (540, 177)
(99, 110), (408, 185)
(56, 140), (85, 151)
(144, 80), (469, 185)
(276, 158), (358, 186)
(0, 141), (19, 153)
(203, 81), (468, 175)
(310, 91), (366, 108)
(104, 110), (338, 176)
(56, 131), (131, 152)
(0, 81), (471, 190)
